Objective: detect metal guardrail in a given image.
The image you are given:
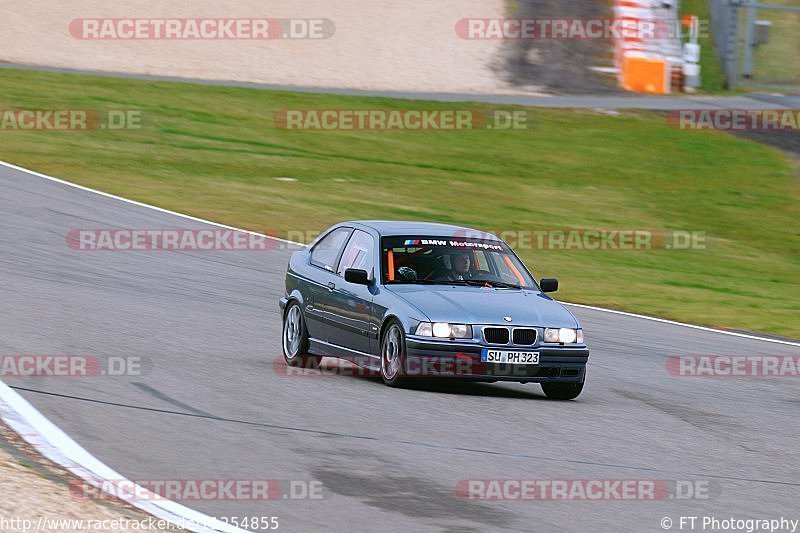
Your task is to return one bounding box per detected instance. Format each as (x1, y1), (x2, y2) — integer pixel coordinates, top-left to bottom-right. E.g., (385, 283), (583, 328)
(709, 0), (799, 89)
(710, 0), (740, 88)
(738, 2), (800, 10)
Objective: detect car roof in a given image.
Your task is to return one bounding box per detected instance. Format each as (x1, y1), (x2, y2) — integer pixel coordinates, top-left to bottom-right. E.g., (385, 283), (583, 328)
(348, 220), (500, 240)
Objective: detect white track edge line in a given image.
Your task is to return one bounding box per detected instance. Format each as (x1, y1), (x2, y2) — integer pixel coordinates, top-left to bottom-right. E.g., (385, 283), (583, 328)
(562, 303), (799, 347)
(0, 160), (305, 247)
(2, 158), (797, 350)
(0, 381), (247, 533)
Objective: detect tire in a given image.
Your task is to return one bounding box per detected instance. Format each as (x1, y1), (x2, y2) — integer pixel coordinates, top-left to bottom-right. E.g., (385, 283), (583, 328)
(380, 320), (407, 387)
(282, 302), (321, 368)
(541, 380), (584, 401)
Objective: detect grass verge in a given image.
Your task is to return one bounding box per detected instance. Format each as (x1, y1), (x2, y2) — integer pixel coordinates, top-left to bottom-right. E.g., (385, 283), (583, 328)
(0, 68), (797, 338)
(681, 0), (800, 92)
(680, 0), (728, 92)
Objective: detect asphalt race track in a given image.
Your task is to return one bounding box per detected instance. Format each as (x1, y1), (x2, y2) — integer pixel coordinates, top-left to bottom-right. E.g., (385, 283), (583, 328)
(1, 164), (798, 532)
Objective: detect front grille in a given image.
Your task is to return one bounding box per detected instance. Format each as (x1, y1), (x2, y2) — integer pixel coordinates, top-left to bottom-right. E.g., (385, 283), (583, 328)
(483, 327), (510, 344)
(512, 328), (537, 345)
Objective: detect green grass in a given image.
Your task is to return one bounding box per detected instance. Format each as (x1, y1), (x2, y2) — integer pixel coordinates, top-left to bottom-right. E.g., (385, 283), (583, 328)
(681, 0), (728, 92)
(681, 0), (800, 91)
(0, 68), (798, 338)
(746, 0), (800, 87)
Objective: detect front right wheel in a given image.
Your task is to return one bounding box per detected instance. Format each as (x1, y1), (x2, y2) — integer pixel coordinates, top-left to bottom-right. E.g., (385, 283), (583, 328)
(541, 380), (584, 400)
(380, 320), (407, 387)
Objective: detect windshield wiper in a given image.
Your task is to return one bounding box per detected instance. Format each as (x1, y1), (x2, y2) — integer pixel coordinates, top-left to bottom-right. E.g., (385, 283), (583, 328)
(462, 279), (522, 289)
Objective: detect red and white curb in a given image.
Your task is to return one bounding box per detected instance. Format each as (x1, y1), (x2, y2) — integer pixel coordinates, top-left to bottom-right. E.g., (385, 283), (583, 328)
(0, 380), (247, 533)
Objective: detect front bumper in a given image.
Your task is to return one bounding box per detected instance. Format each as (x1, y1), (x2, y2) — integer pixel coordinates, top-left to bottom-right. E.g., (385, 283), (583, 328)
(404, 337), (588, 383)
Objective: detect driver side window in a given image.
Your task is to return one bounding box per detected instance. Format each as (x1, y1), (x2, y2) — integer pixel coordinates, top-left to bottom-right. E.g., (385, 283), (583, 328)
(310, 227), (351, 271)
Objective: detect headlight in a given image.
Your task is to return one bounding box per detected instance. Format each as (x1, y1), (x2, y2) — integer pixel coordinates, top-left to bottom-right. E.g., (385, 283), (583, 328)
(416, 322), (432, 336)
(544, 327), (582, 344)
(416, 322), (472, 339)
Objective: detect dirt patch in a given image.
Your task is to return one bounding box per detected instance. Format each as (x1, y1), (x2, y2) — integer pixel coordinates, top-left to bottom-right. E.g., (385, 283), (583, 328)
(1, 0), (538, 95)
(0, 422), (174, 532)
(500, 0), (621, 93)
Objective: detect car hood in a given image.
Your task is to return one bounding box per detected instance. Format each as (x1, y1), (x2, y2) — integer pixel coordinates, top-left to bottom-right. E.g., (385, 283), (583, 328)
(385, 285), (579, 327)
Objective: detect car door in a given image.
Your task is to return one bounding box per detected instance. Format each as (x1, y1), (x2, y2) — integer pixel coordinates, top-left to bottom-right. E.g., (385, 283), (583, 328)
(304, 226), (352, 342)
(326, 229), (376, 355)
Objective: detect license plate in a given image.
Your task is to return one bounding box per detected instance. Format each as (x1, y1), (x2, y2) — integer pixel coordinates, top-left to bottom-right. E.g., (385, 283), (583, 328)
(481, 349), (539, 365)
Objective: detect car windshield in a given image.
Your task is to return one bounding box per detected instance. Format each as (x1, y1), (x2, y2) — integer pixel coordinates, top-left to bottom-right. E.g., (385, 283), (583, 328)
(381, 235), (537, 289)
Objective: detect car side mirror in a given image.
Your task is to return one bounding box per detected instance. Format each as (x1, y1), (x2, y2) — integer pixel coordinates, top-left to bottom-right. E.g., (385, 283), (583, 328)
(344, 268), (370, 285)
(540, 278), (559, 293)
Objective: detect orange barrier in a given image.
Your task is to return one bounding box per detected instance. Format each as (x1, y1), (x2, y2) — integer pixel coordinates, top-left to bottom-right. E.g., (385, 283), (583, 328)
(621, 56), (670, 93)
(613, 0), (682, 94)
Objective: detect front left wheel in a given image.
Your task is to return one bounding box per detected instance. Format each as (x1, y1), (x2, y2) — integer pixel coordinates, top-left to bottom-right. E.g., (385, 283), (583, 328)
(282, 302), (321, 368)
